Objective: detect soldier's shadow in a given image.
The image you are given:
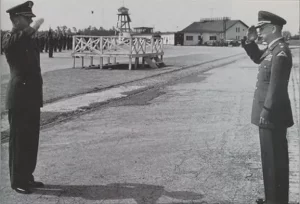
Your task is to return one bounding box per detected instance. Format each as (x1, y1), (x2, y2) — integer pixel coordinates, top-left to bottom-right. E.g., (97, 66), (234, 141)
(34, 183), (205, 204)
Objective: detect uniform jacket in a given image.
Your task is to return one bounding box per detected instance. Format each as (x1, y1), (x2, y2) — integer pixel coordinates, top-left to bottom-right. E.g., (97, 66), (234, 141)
(243, 38), (294, 128)
(2, 27), (43, 109)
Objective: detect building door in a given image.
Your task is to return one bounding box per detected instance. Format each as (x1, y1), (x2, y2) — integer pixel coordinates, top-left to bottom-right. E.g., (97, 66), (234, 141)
(175, 32), (184, 45)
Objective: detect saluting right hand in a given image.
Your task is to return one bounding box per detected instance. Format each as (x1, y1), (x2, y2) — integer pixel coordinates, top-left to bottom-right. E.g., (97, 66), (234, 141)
(32, 18), (44, 31)
(246, 26), (258, 42)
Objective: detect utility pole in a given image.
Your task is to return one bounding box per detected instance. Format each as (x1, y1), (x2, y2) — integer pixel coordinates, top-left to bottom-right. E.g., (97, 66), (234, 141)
(102, 8), (104, 28)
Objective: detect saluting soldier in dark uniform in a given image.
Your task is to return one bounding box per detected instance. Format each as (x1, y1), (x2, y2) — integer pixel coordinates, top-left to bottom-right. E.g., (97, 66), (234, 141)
(241, 11), (293, 204)
(2, 1), (45, 194)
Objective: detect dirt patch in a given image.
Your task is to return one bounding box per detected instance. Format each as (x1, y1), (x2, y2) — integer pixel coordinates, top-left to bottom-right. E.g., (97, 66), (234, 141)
(175, 73), (210, 84)
(115, 88), (166, 107)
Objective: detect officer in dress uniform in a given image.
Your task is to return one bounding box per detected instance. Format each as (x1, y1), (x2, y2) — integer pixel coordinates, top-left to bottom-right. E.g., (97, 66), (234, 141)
(2, 1), (45, 194)
(241, 11), (293, 204)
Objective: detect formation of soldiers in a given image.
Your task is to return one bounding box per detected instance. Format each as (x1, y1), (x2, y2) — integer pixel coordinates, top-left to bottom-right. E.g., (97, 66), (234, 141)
(1, 29), (73, 56)
(34, 30), (73, 57)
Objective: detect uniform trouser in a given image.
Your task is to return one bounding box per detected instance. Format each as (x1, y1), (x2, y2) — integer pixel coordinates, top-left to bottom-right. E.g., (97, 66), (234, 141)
(8, 108), (41, 188)
(259, 127), (289, 204)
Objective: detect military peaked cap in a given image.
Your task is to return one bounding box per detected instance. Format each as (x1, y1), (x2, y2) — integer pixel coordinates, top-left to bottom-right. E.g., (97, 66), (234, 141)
(6, 1), (36, 17)
(256, 11), (286, 28)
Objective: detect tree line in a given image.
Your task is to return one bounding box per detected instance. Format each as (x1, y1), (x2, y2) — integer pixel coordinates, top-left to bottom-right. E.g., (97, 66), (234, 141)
(1, 25), (118, 37)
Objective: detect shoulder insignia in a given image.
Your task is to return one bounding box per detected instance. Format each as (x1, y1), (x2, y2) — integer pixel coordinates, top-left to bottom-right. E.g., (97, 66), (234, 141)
(277, 51), (287, 57)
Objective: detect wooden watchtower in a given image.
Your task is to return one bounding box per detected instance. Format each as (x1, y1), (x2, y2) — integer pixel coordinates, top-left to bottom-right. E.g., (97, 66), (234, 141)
(116, 6), (131, 36)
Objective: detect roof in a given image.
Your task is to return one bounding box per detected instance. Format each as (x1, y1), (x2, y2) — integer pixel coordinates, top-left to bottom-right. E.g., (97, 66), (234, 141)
(118, 6), (129, 15)
(181, 20), (249, 33)
(133, 27), (153, 29)
(160, 32), (176, 35)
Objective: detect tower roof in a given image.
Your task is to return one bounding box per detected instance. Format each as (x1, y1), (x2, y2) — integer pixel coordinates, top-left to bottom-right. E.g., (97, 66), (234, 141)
(118, 6), (129, 14)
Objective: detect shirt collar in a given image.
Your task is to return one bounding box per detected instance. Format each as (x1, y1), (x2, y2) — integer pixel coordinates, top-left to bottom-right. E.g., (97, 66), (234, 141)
(268, 37), (283, 50)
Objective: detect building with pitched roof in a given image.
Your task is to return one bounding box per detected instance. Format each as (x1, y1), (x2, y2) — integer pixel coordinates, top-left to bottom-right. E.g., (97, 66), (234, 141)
(180, 17), (249, 46)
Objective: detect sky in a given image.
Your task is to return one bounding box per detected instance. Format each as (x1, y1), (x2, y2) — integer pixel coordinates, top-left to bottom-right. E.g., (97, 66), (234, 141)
(1, 0), (299, 35)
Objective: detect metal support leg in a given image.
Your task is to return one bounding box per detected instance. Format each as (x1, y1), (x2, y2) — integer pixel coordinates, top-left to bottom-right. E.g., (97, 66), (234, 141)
(142, 57), (145, 68)
(134, 57), (139, 69)
(129, 56), (132, 70)
(100, 57), (103, 69)
(90, 57), (93, 66)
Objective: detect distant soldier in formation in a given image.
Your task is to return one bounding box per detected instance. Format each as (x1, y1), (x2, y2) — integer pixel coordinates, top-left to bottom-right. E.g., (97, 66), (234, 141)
(67, 35), (73, 50)
(39, 34), (45, 52)
(48, 29), (54, 58)
(58, 33), (63, 52)
(53, 33), (57, 52)
(63, 34), (67, 50)
(45, 32), (49, 52)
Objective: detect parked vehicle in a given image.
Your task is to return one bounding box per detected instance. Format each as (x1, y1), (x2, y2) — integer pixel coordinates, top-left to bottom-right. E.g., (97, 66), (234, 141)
(226, 40), (240, 47)
(204, 40), (228, 47)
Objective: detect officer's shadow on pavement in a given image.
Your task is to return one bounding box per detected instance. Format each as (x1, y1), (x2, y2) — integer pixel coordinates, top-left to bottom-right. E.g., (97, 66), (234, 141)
(33, 183), (206, 204)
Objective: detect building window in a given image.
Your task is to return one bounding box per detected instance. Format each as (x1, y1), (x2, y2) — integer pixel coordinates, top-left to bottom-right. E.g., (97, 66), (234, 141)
(186, 36), (193, 41)
(198, 35), (202, 40)
(236, 27), (241, 32)
(209, 36), (217, 40)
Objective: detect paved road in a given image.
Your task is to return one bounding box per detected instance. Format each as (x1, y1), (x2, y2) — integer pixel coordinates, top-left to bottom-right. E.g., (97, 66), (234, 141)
(1, 55), (299, 203)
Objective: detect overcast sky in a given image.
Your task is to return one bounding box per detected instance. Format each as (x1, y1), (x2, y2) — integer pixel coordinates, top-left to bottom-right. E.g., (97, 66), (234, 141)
(1, 0), (299, 35)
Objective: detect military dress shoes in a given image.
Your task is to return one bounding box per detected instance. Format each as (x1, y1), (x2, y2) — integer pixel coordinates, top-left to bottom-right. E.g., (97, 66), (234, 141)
(12, 185), (32, 194)
(256, 198), (265, 204)
(28, 180), (44, 188)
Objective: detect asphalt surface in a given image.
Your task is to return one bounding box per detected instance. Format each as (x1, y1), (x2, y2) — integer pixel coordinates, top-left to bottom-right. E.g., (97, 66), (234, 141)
(0, 52), (299, 203)
(1, 46), (244, 135)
